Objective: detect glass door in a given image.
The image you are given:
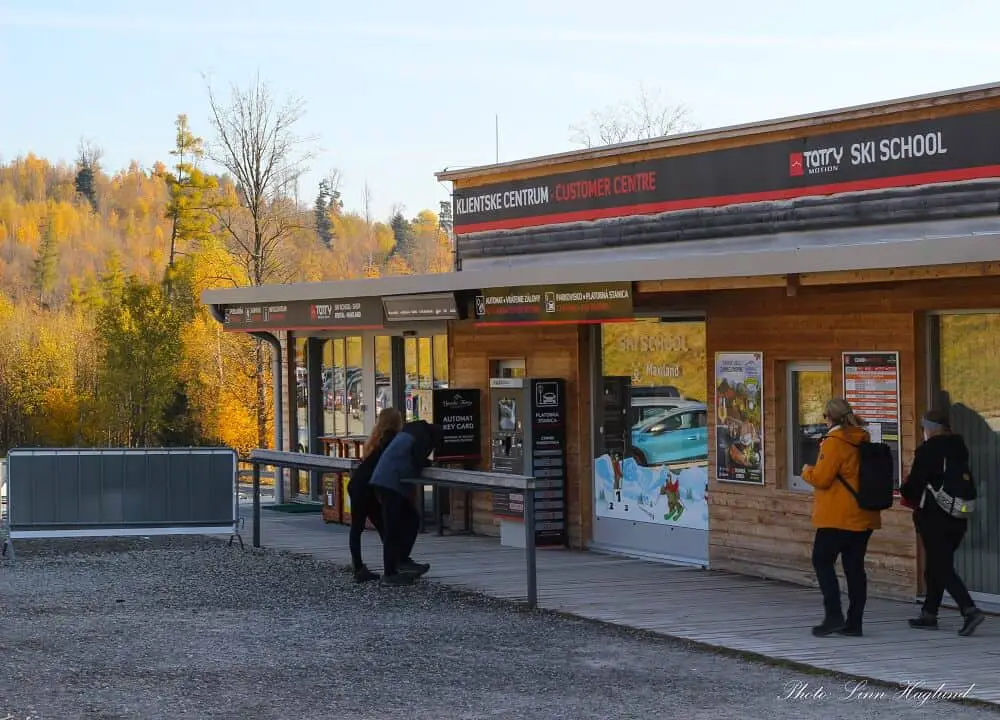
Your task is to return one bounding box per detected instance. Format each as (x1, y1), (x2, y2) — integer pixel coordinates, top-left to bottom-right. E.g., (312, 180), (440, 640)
(929, 312), (1000, 601)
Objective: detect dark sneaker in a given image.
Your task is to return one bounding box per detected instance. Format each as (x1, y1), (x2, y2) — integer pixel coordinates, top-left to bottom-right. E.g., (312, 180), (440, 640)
(382, 573), (415, 587)
(959, 609), (985, 637)
(353, 567), (379, 583)
(399, 560), (430, 577)
(812, 617), (846, 637)
(837, 625), (863, 637)
(908, 612), (939, 630)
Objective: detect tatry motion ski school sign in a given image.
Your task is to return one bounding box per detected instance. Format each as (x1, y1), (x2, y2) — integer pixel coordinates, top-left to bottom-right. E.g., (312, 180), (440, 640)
(453, 108), (1000, 234)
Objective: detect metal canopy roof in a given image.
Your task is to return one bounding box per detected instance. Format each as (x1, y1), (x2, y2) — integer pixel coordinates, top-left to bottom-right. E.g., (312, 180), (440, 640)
(200, 215), (1000, 307)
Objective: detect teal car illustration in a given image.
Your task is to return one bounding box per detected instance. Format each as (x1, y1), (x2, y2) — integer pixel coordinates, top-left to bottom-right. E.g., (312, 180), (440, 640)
(631, 402), (709, 466)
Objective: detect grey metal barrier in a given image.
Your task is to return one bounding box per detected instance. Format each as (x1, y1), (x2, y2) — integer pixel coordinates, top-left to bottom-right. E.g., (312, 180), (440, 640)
(1, 447), (241, 559)
(246, 450), (541, 608)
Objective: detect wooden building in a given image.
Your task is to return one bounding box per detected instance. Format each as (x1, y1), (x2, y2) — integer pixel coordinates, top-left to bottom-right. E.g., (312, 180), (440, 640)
(204, 81), (1000, 607)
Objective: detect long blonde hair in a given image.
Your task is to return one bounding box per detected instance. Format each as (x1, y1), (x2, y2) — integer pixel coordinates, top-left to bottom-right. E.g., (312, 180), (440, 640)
(364, 407), (403, 456)
(825, 397), (864, 428)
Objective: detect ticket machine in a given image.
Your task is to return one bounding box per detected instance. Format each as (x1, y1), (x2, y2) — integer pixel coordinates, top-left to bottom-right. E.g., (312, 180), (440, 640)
(488, 376), (567, 548)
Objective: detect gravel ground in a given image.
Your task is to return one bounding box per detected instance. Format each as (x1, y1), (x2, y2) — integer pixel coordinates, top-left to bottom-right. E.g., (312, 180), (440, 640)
(0, 537), (997, 720)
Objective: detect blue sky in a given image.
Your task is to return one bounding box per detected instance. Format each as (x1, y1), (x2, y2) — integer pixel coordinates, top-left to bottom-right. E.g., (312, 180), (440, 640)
(2, 0), (998, 220)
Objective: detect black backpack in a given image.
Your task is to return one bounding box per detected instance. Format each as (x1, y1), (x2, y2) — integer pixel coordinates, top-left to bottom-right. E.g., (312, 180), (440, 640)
(834, 437), (895, 511)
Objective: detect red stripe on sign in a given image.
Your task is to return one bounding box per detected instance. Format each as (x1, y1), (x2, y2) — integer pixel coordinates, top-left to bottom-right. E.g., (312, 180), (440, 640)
(474, 318), (634, 327)
(225, 324), (386, 332)
(454, 165), (1000, 234)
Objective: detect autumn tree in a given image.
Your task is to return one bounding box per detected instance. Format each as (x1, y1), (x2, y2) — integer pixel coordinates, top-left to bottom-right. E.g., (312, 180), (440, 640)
(205, 73), (314, 448)
(569, 85), (697, 148)
(74, 140), (103, 212)
(163, 114), (218, 274)
(95, 272), (191, 447)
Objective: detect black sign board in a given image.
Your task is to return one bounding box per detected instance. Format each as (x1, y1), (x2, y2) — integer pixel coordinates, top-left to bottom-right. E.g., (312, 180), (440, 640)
(222, 297), (384, 331)
(454, 108), (1000, 233)
(384, 293), (460, 322)
(474, 282), (633, 324)
(528, 377), (568, 546)
(432, 388), (482, 461)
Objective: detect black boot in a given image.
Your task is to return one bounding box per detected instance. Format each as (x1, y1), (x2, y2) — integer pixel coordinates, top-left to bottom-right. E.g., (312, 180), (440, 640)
(959, 608), (985, 637)
(908, 611), (938, 630)
(399, 559), (430, 577)
(381, 572), (415, 586)
(812, 615), (846, 637)
(353, 566), (379, 583)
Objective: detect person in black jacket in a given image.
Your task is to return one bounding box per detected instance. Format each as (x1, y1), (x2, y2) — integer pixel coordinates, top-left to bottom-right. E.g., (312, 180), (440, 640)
(370, 419), (441, 586)
(900, 409), (985, 636)
(348, 408), (403, 582)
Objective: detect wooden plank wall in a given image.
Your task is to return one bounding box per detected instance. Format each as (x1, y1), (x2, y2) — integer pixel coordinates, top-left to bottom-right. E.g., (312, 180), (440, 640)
(675, 276), (1000, 600)
(447, 322), (591, 548)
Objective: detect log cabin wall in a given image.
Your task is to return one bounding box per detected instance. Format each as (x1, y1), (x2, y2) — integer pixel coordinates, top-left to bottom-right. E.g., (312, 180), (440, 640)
(447, 321), (592, 548)
(637, 274), (1000, 600)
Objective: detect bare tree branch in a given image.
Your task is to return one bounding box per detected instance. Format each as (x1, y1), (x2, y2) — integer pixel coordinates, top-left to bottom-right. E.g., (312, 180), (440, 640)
(569, 84), (698, 149)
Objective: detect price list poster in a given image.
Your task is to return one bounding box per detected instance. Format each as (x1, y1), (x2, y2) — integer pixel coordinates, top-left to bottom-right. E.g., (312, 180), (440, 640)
(842, 351), (902, 487)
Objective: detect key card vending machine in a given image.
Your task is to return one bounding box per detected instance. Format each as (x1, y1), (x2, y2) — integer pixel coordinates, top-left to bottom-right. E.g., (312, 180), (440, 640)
(489, 376), (567, 548)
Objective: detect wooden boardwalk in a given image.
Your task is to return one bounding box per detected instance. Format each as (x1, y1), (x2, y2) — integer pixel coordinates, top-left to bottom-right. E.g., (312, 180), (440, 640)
(248, 510), (1000, 705)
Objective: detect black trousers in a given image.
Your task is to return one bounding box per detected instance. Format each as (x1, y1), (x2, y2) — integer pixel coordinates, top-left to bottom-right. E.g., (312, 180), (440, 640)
(347, 483), (385, 571)
(812, 528), (873, 627)
(374, 486), (420, 576)
(916, 515), (975, 615)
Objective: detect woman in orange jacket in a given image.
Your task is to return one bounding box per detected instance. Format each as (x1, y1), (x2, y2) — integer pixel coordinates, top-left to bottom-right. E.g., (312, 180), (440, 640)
(801, 398), (882, 637)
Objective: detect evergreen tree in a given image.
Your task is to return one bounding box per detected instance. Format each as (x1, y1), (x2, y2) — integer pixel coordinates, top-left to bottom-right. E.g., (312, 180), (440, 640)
(32, 222), (59, 305)
(390, 210), (414, 258)
(74, 140), (102, 212)
(314, 179), (333, 247)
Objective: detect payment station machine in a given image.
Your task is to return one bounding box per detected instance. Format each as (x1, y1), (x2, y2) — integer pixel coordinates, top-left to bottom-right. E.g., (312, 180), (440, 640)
(489, 375), (568, 548)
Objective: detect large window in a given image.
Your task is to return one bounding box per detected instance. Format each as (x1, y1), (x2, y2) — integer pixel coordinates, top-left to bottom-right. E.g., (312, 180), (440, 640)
(786, 362), (832, 492)
(931, 312), (1000, 598)
(294, 337), (307, 452)
(375, 335), (393, 417)
(594, 319), (709, 531)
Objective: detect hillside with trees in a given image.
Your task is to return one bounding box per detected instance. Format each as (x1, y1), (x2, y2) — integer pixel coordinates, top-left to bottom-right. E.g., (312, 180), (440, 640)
(0, 77), (453, 456)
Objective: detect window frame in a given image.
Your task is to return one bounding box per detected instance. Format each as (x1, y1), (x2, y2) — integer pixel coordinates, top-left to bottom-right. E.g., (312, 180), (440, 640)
(786, 360), (832, 493)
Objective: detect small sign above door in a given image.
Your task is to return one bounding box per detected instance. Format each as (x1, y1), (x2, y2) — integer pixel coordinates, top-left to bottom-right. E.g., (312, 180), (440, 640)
(383, 293), (459, 321)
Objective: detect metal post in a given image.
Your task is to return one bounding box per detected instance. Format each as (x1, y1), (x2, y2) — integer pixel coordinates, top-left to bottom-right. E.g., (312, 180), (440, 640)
(524, 485), (537, 610)
(252, 462), (262, 548)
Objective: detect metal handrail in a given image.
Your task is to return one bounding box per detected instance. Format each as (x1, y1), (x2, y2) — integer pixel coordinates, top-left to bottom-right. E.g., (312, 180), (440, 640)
(247, 448), (541, 608)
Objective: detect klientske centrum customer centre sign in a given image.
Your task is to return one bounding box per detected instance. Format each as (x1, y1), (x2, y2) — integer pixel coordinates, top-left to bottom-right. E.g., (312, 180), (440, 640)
(453, 108), (1000, 233)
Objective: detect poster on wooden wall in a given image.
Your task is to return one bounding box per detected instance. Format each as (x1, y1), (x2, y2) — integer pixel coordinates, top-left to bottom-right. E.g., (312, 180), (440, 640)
(714, 352), (765, 485)
(842, 351), (902, 488)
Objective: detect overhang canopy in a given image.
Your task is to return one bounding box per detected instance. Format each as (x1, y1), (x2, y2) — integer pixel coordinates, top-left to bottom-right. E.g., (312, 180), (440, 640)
(201, 215), (1000, 327)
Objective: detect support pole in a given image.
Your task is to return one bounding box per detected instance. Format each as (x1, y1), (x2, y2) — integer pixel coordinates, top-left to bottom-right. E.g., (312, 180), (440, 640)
(524, 485), (537, 610)
(252, 462), (261, 548)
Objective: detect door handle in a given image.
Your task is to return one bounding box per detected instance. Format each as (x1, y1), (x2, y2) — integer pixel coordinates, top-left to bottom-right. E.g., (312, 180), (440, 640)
(686, 435), (698, 441)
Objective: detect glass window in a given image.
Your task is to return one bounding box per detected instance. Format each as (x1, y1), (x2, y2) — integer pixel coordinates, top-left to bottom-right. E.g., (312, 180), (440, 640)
(418, 337), (433, 422)
(787, 363), (831, 492)
(404, 337), (419, 421)
(322, 339), (335, 436)
(375, 335), (393, 417)
(346, 336), (364, 437)
(932, 312), (1000, 596)
(331, 338), (346, 436)
(433, 334), (449, 389)
(294, 337), (307, 453)
(594, 319), (708, 529)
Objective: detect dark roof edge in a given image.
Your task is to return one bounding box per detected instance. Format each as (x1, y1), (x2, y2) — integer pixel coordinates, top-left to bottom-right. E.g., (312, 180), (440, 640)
(436, 81), (1000, 182)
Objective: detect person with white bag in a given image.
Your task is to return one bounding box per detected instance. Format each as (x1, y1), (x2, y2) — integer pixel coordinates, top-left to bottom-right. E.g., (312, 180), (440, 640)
(900, 409), (984, 637)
